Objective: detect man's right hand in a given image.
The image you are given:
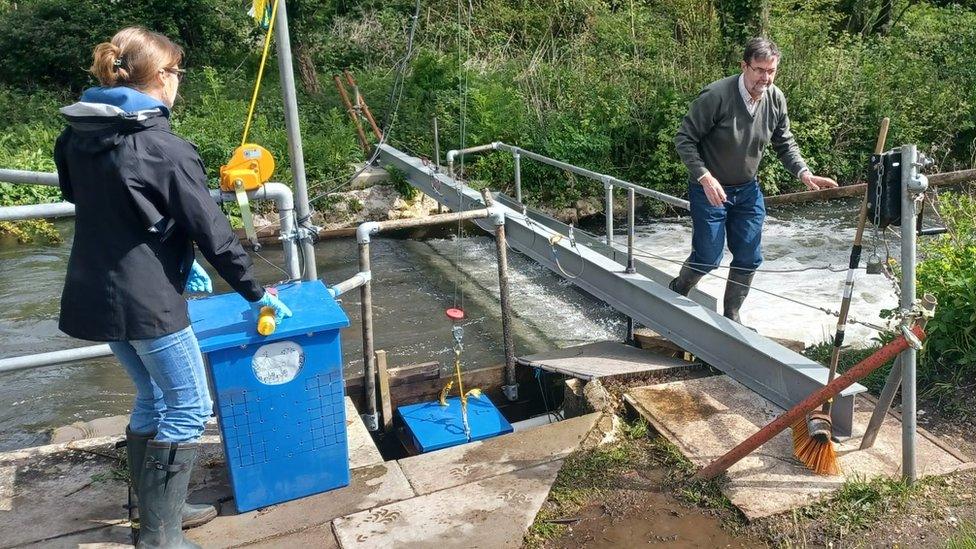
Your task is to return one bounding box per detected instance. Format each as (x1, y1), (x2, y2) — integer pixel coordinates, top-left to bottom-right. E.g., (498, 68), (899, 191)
(700, 174), (727, 207)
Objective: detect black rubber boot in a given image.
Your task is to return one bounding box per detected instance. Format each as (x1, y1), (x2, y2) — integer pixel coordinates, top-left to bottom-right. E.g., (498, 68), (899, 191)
(668, 265), (705, 297)
(723, 269), (755, 323)
(136, 441), (203, 549)
(126, 428), (217, 530)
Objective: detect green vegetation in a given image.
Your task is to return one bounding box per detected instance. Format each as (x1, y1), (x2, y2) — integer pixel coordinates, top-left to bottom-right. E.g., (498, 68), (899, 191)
(947, 521), (976, 549)
(2, 0), (975, 212)
(916, 191), (976, 407)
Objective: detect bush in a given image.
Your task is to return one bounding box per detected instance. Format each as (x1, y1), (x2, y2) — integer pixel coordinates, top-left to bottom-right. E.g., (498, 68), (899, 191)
(916, 191), (976, 383)
(0, 0), (252, 91)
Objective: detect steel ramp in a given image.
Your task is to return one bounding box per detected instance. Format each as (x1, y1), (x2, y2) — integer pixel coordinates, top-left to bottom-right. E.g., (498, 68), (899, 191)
(377, 144), (865, 436)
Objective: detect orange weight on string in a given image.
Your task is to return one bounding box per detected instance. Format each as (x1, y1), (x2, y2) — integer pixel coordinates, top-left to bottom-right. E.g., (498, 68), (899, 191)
(445, 307), (465, 321)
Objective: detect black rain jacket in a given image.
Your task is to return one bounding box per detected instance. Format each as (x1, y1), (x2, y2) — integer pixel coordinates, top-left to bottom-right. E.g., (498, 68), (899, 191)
(53, 88), (264, 341)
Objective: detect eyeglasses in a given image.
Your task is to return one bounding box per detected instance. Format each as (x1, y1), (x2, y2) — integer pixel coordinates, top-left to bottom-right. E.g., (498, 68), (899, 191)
(747, 64), (777, 77)
(164, 67), (186, 83)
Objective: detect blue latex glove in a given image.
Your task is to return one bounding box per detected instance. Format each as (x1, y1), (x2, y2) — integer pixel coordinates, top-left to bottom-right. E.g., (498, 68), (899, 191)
(251, 290), (293, 323)
(184, 260), (213, 293)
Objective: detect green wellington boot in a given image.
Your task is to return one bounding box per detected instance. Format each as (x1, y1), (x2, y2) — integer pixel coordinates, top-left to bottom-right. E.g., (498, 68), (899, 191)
(668, 265), (705, 297)
(723, 269), (755, 324)
(137, 440), (203, 549)
(126, 428), (217, 530)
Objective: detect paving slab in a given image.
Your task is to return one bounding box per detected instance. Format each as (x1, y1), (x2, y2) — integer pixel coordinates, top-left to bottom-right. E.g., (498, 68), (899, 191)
(0, 441), (127, 548)
(241, 523), (340, 549)
(517, 340), (696, 380)
(397, 413), (599, 495)
(333, 460), (562, 549)
(50, 415), (130, 445)
(625, 375), (973, 520)
(343, 397), (384, 470)
(23, 524), (133, 548)
(185, 462), (414, 548)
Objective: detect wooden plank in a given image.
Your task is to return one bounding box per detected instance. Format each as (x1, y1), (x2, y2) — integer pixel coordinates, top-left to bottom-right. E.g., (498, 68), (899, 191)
(387, 361), (440, 386)
(764, 168), (976, 207)
(344, 363), (507, 413)
(375, 350), (394, 432)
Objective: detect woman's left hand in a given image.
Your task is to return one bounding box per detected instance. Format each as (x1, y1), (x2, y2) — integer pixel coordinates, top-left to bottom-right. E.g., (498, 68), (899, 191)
(185, 260), (213, 293)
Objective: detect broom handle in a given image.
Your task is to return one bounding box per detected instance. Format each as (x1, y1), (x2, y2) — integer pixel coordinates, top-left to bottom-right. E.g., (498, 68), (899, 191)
(694, 324), (925, 481)
(822, 117), (891, 415)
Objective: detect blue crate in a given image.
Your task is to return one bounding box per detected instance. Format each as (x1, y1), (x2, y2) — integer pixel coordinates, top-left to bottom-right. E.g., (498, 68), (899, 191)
(189, 280), (351, 512)
(397, 396), (513, 453)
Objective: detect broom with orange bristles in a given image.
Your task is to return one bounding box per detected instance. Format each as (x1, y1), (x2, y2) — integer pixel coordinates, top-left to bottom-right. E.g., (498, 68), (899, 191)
(790, 117), (890, 475)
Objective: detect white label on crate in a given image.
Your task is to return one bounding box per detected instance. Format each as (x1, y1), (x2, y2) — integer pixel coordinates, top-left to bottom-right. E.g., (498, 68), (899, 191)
(252, 340), (305, 385)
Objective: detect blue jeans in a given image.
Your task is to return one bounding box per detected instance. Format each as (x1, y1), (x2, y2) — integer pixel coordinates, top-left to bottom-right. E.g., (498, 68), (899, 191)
(686, 180), (766, 275)
(109, 326), (213, 443)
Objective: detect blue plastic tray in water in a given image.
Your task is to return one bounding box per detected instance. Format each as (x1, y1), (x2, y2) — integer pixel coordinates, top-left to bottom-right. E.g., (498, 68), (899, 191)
(397, 396), (514, 453)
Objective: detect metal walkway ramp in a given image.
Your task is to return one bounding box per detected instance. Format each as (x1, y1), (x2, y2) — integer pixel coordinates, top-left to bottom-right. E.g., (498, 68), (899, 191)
(517, 341), (696, 381)
(378, 144), (866, 436)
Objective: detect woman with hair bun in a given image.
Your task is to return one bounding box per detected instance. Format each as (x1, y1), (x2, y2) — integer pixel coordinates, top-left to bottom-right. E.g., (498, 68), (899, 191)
(54, 27), (292, 548)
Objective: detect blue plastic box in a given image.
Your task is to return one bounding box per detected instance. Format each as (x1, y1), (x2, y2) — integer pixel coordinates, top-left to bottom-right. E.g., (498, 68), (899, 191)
(189, 280), (350, 512)
(397, 396), (513, 453)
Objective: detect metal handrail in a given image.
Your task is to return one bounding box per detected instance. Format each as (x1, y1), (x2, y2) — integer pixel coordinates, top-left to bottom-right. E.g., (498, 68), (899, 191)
(445, 141), (690, 212)
(445, 141), (690, 273)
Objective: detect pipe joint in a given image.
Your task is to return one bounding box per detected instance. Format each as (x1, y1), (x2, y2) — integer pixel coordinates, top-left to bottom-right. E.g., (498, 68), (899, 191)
(328, 271), (371, 298)
(488, 206), (506, 226)
(357, 221), (381, 244)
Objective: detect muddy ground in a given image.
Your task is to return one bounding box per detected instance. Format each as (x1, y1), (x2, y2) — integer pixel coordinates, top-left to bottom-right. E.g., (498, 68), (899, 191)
(525, 376), (976, 549)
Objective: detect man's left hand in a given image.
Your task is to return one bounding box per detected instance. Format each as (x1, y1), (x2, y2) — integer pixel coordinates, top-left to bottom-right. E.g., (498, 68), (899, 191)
(801, 172), (838, 191)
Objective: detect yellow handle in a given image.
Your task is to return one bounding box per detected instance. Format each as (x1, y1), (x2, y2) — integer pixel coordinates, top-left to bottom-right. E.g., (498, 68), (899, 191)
(257, 306), (277, 336)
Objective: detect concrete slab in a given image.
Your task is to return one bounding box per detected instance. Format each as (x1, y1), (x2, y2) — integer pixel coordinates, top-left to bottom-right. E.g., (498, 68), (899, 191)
(0, 441), (127, 548)
(625, 376), (973, 520)
(184, 462), (415, 548)
(344, 398), (384, 470)
(25, 524), (133, 548)
(242, 524), (340, 549)
(397, 413), (600, 495)
(333, 460), (562, 549)
(50, 415), (129, 445)
(517, 341), (695, 380)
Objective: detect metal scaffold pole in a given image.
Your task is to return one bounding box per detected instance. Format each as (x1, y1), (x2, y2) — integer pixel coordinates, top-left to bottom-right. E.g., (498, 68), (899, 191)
(274, 0), (317, 281)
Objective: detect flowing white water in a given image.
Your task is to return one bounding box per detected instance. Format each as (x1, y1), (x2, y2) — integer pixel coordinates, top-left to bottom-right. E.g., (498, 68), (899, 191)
(624, 199), (901, 346)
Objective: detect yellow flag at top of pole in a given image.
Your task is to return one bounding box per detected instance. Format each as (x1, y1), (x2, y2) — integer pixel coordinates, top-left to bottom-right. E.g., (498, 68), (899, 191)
(248, 0), (273, 29)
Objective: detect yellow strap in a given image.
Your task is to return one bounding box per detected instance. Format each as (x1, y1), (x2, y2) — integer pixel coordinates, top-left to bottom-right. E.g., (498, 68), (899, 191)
(241, 0), (281, 147)
(234, 180), (260, 248)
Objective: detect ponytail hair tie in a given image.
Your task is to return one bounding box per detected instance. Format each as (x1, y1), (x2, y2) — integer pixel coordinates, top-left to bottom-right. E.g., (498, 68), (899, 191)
(113, 56), (126, 72)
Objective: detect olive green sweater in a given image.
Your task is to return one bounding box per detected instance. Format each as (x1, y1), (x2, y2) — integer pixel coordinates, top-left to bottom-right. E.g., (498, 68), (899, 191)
(674, 75), (807, 186)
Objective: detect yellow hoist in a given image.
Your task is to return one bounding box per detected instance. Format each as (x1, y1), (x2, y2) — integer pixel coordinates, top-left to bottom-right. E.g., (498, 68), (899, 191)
(219, 0), (281, 250)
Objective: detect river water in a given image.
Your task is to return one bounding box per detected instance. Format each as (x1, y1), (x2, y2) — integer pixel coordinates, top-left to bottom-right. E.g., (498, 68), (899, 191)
(0, 199), (902, 451)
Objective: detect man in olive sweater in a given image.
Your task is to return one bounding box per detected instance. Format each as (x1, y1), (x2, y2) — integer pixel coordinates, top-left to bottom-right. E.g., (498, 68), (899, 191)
(671, 37), (837, 323)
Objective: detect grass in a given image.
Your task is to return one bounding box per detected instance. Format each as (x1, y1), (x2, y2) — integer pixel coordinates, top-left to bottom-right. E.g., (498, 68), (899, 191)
(947, 521), (976, 549)
(524, 438), (641, 547)
(525, 416), (740, 547)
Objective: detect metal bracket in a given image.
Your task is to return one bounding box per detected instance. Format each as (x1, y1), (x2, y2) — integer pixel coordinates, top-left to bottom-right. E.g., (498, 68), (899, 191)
(361, 412), (379, 432)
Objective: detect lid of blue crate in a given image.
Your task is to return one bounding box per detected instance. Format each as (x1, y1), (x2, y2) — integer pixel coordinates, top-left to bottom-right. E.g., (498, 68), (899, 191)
(188, 280), (349, 354)
(397, 396), (514, 453)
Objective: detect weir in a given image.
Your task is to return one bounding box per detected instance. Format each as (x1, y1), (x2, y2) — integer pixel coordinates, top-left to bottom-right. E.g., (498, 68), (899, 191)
(377, 142), (867, 436)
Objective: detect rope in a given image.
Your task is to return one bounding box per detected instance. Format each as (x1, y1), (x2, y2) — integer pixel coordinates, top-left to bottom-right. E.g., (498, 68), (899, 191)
(240, 0), (280, 147)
